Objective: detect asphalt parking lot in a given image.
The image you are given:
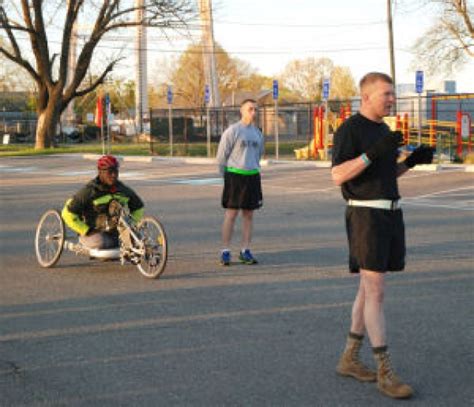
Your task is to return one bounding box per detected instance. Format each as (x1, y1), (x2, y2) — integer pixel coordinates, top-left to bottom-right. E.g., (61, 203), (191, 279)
(0, 155), (473, 406)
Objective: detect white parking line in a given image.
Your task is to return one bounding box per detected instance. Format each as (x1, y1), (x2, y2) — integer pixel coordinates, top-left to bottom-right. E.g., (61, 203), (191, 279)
(408, 186), (474, 200)
(0, 166), (37, 173)
(401, 185), (474, 211)
(401, 200), (474, 211)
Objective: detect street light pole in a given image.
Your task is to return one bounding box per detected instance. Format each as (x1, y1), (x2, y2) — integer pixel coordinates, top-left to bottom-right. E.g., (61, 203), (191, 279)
(387, 0), (397, 114)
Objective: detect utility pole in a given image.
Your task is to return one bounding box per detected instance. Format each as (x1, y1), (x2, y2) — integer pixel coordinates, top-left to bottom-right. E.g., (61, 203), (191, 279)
(63, 0), (77, 128)
(387, 0), (397, 114)
(198, 0), (220, 108)
(135, 0), (149, 134)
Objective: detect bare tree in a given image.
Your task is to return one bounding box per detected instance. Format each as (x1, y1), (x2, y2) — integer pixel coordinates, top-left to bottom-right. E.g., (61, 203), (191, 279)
(280, 57), (357, 101)
(161, 43), (262, 107)
(410, 0), (473, 75)
(0, 0), (194, 149)
(330, 66), (358, 100)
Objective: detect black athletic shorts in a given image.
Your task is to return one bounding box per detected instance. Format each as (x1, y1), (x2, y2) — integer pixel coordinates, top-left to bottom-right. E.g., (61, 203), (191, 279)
(345, 206), (405, 273)
(222, 172), (263, 210)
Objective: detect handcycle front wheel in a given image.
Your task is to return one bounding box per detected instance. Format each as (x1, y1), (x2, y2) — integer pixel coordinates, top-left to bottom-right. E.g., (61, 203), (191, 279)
(35, 209), (65, 268)
(136, 216), (168, 279)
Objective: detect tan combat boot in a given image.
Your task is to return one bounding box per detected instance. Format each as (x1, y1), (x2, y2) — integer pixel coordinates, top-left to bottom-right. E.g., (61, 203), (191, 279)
(373, 348), (413, 399)
(336, 334), (377, 382)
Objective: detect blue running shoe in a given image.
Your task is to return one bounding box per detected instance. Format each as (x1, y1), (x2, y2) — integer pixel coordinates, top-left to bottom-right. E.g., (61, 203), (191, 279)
(220, 250), (231, 266)
(239, 249), (258, 265)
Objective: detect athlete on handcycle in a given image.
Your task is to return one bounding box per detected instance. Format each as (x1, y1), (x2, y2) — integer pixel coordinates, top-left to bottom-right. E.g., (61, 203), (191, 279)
(61, 155), (144, 251)
(35, 154), (167, 279)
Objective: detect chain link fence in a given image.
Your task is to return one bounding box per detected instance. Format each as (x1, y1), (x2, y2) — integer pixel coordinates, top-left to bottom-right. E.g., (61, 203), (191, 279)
(2, 94), (473, 160)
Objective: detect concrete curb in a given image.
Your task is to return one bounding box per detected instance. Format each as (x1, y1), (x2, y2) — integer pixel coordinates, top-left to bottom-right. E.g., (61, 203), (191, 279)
(266, 159), (332, 168)
(82, 154), (474, 172)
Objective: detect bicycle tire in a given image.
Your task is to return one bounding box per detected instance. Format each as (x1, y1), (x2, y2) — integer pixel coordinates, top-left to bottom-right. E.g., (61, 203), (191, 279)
(35, 209), (65, 268)
(135, 216), (168, 279)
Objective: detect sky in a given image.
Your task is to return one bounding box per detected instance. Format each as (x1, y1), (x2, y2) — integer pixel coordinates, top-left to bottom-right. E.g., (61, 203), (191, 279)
(3, 0), (472, 94)
(140, 0), (473, 93)
(206, 0), (473, 93)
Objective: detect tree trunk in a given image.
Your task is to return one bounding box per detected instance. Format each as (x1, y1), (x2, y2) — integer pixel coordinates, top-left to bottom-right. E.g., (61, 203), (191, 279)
(35, 97), (62, 149)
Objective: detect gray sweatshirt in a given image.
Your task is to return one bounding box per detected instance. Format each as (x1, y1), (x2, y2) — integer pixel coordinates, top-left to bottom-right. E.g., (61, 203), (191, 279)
(216, 121), (264, 175)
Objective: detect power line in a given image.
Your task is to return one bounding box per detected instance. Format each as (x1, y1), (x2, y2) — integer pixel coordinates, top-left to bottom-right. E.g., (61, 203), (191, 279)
(10, 34), (411, 55)
(212, 18), (386, 28)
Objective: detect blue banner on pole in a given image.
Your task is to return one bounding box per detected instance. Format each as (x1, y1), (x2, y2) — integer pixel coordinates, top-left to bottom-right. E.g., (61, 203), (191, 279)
(167, 86), (173, 104)
(322, 79), (330, 100)
(272, 80), (278, 100)
(204, 85), (210, 104)
(105, 93), (111, 119)
(415, 71), (424, 94)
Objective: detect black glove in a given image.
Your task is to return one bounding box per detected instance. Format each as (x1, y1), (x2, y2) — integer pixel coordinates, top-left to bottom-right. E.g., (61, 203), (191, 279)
(391, 130), (406, 146)
(365, 131), (403, 162)
(404, 145), (435, 168)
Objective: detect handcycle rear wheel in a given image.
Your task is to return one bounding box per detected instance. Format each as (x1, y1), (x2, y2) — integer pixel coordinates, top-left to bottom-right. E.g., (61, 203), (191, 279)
(136, 216), (168, 279)
(35, 209), (65, 268)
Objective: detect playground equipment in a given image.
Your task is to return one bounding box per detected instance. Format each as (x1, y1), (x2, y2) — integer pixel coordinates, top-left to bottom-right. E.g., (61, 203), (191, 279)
(294, 96), (473, 161)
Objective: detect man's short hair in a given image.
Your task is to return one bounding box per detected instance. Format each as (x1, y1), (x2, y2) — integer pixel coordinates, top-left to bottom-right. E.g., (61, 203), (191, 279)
(240, 98), (257, 107)
(359, 72), (393, 90)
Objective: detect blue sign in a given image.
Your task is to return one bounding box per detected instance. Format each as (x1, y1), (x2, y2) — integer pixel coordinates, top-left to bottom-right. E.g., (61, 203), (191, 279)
(204, 85), (210, 104)
(167, 86), (173, 104)
(322, 79), (330, 100)
(415, 70), (424, 94)
(272, 80), (278, 100)
(105, 93), (111, 119)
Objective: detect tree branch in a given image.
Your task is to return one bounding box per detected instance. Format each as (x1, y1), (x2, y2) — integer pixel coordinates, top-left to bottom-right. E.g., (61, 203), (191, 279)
(21, 0), (53, 85)
(453, 0), (474, 37)
(65, 59), (122, 106)
(0, 6), (40, 83)
(58, 0), (85, 86)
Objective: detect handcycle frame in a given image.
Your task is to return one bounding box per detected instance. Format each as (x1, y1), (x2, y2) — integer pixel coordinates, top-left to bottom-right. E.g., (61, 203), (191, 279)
(34, 200), (168, 279)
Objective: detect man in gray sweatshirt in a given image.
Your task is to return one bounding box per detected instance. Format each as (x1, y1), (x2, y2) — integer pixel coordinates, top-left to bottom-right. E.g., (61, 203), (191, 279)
(216, 99), (264, 266)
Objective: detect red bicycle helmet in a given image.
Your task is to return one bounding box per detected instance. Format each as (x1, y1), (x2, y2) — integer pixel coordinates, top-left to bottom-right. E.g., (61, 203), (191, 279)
(97, 155), (120, 170)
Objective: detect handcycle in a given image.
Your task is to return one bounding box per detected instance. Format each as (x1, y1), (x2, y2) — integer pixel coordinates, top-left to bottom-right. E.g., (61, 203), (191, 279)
(34, 200), (168, 279)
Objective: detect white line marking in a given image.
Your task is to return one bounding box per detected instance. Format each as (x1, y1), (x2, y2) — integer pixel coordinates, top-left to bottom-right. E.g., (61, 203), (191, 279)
(0, 166), (37, 173)
(402, 200), (474, 211)
(409, 186), (474, 200)
(58, 170), (95, 176)
(264, 184), (340, 195)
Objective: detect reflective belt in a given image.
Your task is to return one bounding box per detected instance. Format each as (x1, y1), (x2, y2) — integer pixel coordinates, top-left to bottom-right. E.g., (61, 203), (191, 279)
(348, 199), (401, 210)
(226, 167), (260, 176)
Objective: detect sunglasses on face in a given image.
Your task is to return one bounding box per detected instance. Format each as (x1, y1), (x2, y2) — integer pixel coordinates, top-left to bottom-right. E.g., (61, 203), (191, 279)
(100, 168), (119, 174)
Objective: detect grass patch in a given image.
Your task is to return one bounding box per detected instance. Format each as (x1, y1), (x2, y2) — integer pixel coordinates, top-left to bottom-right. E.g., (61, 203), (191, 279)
(0, 140), (311, 159)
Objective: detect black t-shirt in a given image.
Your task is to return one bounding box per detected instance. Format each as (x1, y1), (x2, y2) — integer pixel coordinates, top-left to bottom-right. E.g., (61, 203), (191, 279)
(332, 113), (400, 201)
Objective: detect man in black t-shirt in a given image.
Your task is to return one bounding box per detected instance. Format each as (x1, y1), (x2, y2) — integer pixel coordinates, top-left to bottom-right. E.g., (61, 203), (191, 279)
(331, 72), (433, 399)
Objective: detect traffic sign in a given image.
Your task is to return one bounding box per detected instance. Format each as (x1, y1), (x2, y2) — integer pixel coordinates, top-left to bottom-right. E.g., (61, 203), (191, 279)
(204, 85), (210, 104)
(416, 70), (424, 94)
(272, 80), (278, 100)
(322, 79), (330, 100)
(167, 86), (173, 104)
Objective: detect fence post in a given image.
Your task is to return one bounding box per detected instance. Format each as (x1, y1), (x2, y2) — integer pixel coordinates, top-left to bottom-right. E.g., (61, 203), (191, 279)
(307, 103), (312, 160)
(430, 98), (436, 147)
(313, 106), (319, 159)
(456, 110), (463, 158)
(149, 108), (153, 155)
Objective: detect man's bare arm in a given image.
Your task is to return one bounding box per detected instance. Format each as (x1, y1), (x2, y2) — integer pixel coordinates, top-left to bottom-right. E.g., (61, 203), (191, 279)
(331, 155), (369, 186)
